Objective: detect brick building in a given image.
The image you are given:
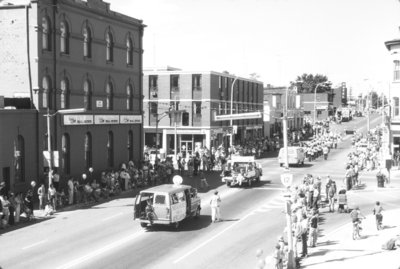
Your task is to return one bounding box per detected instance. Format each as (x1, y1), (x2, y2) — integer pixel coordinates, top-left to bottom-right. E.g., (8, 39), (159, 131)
(0, 0), (145, 192)
(143, 67), (264, 159)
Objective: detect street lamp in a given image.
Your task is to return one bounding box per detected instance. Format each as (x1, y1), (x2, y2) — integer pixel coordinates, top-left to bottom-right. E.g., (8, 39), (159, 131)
(154, 111), (169, 162)
(45, 108), (85, 187)
(230, 76), (238, 147)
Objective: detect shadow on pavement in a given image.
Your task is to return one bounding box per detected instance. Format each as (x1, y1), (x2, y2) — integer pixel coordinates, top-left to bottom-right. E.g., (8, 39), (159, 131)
(142, 215), (212, 232)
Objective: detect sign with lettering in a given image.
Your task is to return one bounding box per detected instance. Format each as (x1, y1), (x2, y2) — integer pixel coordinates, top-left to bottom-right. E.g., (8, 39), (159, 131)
(120, 115), (142, 124)
(63, 115), (94, 125)
(280, 173), (293, 187)
(94, 115), (119, 124)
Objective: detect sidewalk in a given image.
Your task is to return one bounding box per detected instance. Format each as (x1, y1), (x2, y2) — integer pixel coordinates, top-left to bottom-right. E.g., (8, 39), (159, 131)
(299, 168), (400, 269)
(300, 208), (400, 269)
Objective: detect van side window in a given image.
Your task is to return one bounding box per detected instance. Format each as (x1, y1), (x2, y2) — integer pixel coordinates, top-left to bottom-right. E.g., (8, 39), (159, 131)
(155, 195), (166, 205)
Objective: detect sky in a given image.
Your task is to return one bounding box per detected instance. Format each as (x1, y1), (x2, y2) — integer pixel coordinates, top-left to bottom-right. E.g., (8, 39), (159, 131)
(110, 0), (400, 96)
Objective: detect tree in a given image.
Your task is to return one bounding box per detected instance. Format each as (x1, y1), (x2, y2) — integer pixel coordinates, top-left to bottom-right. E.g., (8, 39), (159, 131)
(290, 73), (332, 93)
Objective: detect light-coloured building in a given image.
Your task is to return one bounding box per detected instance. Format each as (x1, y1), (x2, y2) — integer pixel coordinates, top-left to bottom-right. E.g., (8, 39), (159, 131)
(385, 30), (400, 155)
(0, 0), (145, 191)
(143, 67), (264, 158)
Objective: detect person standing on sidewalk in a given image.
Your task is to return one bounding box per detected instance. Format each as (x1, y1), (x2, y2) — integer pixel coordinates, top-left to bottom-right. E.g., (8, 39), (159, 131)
(308, 209), (319, 247)
(67, 178), (74, 205)
(210, 190), (221, 222)
(37, 184), (46, 210)
(299, 214), (309, 258)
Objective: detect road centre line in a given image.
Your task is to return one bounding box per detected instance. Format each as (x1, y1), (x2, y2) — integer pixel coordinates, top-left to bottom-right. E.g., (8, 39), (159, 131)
(173, 211), (254, 264)
(56, 231), (145, 269)
(101, 212), (123, 221)
(22, 240), (48, 250)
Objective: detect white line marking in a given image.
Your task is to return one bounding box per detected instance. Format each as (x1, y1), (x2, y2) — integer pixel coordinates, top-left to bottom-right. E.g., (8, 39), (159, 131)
(56, 231), (145, 269)
(173, 211), (254, 264)
(22, 240), (47, 250)
(101, 212), (123, 221)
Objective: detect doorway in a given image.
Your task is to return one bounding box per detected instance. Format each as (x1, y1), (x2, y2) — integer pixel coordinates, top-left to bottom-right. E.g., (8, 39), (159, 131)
(180, 141), (193, 158)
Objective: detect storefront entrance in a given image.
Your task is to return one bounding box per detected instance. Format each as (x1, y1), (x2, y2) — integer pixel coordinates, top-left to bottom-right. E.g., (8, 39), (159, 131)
(180, 140), (193, 158)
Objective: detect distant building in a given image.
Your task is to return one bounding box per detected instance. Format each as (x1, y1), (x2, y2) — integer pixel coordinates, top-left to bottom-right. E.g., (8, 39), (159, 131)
(298, 91), (335, 123)
(263, 86), (303, 139)
(0, 0), (145, 192)
(143, 67), (264, 158)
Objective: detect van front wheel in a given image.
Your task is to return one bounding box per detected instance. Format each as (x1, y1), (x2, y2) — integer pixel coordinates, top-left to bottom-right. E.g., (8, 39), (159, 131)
(140, 222), (147, 228)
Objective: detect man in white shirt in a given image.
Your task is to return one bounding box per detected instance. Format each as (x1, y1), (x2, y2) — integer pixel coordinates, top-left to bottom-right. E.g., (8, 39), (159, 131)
(210, 190), (222, 222)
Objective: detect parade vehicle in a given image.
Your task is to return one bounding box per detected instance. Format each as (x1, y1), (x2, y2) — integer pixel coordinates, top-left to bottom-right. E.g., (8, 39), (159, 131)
(221, 156), (262, 187)
(278, 146), (306, 167)
(133, 176), (201, 229)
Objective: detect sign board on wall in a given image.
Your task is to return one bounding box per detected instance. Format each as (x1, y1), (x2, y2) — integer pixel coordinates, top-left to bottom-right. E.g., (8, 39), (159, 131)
(63, 115), (94, 125)
(120, 115), (142, 124)
(96, 100), (103, 108)
(94, 115), (119, 124)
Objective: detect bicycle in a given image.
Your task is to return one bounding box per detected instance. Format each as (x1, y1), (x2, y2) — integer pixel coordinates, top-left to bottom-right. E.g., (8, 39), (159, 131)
(352, 218), (365, 240)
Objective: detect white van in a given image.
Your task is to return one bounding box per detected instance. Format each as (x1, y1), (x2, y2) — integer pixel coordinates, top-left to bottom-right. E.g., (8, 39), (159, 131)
(278, 147), (306, 167)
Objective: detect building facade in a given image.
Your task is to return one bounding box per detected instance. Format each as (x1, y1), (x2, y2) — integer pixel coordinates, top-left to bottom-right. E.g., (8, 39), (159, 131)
(385, 33), (400, 155)
(0, 0), (145, 192)
(299, 92), (335, 123)
(263, 86), (303, 139)
(143, 67), (264, 159)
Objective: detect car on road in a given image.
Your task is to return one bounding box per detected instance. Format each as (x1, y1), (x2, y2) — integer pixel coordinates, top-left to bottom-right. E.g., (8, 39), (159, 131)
(221, 156), (262, 187)
(133, 180), (201, 229)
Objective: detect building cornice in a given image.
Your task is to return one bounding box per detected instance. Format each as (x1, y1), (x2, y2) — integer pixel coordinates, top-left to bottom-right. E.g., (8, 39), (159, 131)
(385, 39), (400, 50)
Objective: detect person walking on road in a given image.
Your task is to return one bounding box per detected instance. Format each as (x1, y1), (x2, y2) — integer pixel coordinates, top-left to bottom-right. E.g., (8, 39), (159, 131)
(373, 201), (384, 230)
(210, 190), (221, 222)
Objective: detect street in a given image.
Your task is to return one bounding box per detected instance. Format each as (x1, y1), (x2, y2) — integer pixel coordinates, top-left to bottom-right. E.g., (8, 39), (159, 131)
(1, 114), (399, 269)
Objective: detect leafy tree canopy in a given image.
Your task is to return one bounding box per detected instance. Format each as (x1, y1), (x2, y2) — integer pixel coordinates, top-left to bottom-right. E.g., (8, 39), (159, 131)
(290, 73), (332, 93)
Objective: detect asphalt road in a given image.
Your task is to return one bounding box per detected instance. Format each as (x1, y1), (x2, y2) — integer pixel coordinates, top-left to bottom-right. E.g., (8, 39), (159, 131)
(2, 114), (398, 269)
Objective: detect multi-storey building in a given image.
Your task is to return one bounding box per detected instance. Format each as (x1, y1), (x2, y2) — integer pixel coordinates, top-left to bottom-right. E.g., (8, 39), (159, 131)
(263, 86), (303, 139)
(385, 29), (400, 155)
(143, 67), (264, 158)
(0, 0), (145, 192)
(299, 92), (335, 122)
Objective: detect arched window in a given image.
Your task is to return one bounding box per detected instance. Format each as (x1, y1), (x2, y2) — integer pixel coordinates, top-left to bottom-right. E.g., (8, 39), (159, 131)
(126, 37), (133, 65)
(126, 84), (133, 111)
(42, 76), (51, 109)
(60, 21), (69, 54)
(61, 133), (70, 174)
(83, 80), (92, 110)
(42, 17), (51, 50)
(83, 26), (92, 58)
(106, 31), (113, 62)
(15, 135), (25, 182)
(128, 130), (133, 162)
(107, 131), (114, 168)
(106, 81), (113, 110)
(60, 78), (69, 109)
(84, 132), (92, 170)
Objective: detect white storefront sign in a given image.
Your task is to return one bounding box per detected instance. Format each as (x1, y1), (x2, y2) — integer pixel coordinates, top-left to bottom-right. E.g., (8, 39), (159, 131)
(94, 115), (119, 124)
(63, 115), (94, 125)
(120, 115), (142, 124)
